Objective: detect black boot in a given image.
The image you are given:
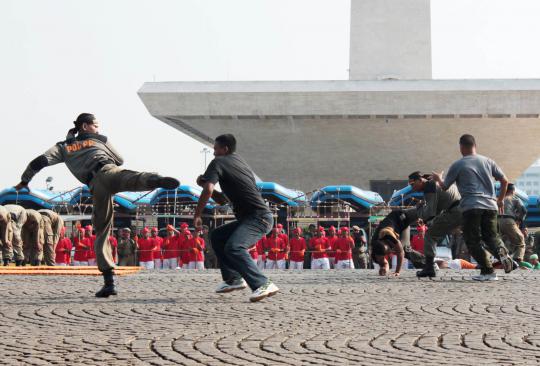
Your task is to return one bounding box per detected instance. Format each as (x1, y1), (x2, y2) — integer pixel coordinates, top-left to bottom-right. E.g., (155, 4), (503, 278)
(15, 260), (22, 267)
(95, 270), (117, 298)
(3, 258), (9, 266)
(147, 175), (180, 190)
(416, 256), (438, 278)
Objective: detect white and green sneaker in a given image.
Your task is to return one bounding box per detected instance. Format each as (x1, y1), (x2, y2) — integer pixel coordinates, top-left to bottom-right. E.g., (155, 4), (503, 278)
(215, 279), (247, 293)
(249, 281), (279, 302)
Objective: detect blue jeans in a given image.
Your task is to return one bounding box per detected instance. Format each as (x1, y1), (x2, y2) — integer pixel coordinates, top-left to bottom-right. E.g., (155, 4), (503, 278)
(211, 212), (273, 290)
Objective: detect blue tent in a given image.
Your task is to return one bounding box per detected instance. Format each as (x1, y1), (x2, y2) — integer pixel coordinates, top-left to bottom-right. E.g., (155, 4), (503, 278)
(311, 185), (384, 211)
(256, 182), (306, 207)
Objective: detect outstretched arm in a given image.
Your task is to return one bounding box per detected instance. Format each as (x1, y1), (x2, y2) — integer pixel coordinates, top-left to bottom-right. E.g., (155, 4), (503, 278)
(16, 144), (65, 189)
(194, 181), (214, 229)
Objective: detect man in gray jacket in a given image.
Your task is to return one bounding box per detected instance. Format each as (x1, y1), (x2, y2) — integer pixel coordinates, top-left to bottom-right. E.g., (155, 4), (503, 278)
(15, 113), (179, 297)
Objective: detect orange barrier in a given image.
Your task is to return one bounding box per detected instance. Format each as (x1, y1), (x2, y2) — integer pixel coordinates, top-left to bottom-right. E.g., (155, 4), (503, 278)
(0, 266), (142, 276)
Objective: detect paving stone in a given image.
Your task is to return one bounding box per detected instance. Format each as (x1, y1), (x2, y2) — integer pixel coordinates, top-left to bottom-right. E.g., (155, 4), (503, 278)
(1, 269), (539, 365)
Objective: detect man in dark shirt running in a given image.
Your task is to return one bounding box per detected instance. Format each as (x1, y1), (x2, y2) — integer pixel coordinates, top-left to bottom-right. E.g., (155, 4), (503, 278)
(194, 134), (278, 302)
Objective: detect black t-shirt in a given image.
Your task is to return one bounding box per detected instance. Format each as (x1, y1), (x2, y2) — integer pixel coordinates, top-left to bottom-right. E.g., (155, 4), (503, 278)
(371, 209), (418, 243)
(202, 153), (270, 219)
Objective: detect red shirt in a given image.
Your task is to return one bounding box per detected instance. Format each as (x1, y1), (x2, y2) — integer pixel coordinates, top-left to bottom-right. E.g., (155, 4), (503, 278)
(264, 235), (287, 260)
(326, 235), (338, 258)
(289, 237), (306, 262)
(278, 233), (289, 246)
(334, 237), (354, 261)
(85, 235), (96, 260)
(309, 237), (329, 259)
(411, 234), (425, 254)
(187, 237), (205, 262)
(74, 237), (90, 262)
(109, 236), (118, 263)
(178, 234), (192, 265)
(256, 238), (266, 260)
(138, 237), (156, 262)
(161, 236), (178, 259)
(152, 236), (163, 260)
(55, 237), (72, 264)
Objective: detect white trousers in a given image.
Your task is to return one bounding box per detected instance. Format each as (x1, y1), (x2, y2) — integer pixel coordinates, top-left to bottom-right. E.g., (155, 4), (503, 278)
(289, 260), (304, 270)
(55, 263), (68, 267)
(257, 256), (265, 270)
(162, 258), (178, 269)
(188, 261), (205, 270)
(154, 259), (162, 269)
(87, 258), (97, 266)
(265, 259), (286, 270)
(335, 259), (355, 269)
(311, 258), (330, 270)
(140, 261), (155, 270)
(73, 260), (88, 266)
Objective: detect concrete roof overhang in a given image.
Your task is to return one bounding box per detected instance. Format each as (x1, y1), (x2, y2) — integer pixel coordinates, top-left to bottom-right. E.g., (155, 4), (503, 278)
(138, 79), (540, 191)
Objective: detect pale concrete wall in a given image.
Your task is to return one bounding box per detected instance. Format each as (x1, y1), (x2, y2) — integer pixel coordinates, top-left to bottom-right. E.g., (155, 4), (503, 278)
(349, 0), (432, 80)
(162, 116), (540, 192)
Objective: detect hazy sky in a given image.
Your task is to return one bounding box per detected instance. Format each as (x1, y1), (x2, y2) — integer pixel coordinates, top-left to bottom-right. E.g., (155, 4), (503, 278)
(1, 0), (540, 191)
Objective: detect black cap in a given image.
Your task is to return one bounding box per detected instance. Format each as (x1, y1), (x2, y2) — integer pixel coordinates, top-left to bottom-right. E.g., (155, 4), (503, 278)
(508, 183), (515, 191)
(408, 171), (422, 181)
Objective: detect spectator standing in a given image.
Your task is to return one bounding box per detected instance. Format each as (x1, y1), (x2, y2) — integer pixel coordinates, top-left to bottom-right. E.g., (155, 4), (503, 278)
(151, 227), (163, 269)
(137, 228), (156, 269)
(117, 228), (137, 266)
(289, 228), (306, 270)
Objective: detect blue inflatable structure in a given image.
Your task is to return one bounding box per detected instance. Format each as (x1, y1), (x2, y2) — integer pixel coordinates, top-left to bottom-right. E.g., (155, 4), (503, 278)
(311, 185), (384, 211)
(256, 182), (306, 207)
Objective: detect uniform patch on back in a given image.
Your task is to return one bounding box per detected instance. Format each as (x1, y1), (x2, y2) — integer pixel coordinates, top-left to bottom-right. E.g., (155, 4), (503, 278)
(66, 140), (95, 153)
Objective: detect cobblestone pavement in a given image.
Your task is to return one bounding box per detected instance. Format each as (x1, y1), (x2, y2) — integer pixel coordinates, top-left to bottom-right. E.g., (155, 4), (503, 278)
(1, 269), (540, 365)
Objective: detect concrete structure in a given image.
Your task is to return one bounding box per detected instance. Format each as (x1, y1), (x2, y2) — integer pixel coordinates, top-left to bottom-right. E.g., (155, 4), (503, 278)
(139, 0), (540, 195)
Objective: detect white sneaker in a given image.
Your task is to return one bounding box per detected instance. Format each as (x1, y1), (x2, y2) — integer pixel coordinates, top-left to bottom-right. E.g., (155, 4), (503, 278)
(215, 279), (248, 293)
(249, 281), (279, 302)
(472, 273), (498, 281)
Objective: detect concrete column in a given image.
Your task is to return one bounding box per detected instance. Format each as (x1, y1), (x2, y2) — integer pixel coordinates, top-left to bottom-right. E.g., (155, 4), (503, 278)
(349, 0), (432, 80)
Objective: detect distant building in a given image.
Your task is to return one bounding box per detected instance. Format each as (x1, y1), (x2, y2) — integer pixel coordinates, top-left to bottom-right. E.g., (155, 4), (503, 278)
(516, 163), (540, 196)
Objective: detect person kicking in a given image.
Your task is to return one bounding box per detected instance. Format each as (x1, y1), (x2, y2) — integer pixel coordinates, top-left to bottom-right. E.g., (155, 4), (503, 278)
(15, 113), (179, 297)
(194, 134), (278, 302)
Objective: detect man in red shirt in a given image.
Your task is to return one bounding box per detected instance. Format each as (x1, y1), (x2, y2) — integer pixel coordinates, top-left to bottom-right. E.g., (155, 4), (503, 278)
(138, 227), (156, 269)
(256, 237), (266, 270)
(151, 227), (163, 269)
(288, 228), (306, 270)
(73, 227), (89, 266)
(179, 229), (193, 269)
(411, 225), (426, 254)
(84, 225), (97, 266)
(55, 227), (72, 266)
(309, 226), (330, 269)
(187, 229), (206, 269)
(326, 226), (339, 269)
(335, 227), (355, 269)
(108, 230), (118, 264)
(276, 223), (289, 246)
(264, 228), (287, 269)
(161, 225), (178, 269)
